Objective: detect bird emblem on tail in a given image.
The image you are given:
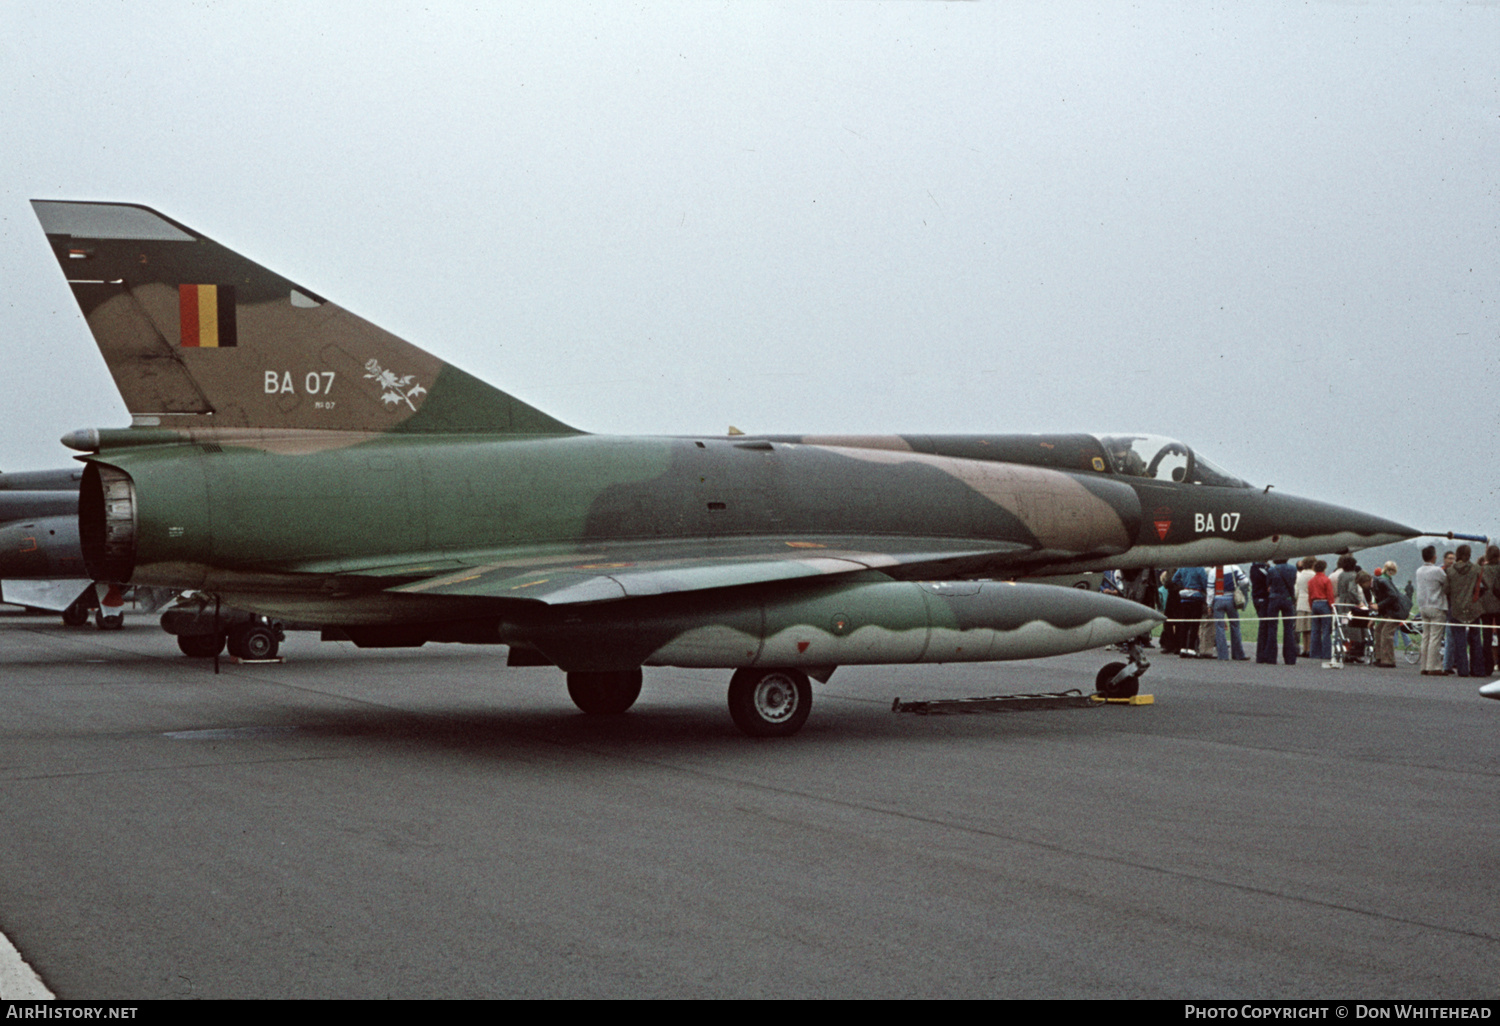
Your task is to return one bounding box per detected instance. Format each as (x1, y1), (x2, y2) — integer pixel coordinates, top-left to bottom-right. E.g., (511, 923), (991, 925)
(364, 359), (428, 412)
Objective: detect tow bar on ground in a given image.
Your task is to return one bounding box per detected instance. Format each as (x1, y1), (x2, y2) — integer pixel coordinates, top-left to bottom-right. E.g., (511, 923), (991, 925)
(892, 690), (1152, 714)
(892, 642), (1154, 714)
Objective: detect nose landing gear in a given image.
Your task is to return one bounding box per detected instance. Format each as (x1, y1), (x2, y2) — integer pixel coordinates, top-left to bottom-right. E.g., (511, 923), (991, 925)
(1095, 641), (1150, 700)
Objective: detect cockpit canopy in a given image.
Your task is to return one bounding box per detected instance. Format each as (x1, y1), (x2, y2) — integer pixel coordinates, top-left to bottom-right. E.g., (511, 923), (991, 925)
(1095, 434), (1250, 488)
(766, 431), (1253, 488)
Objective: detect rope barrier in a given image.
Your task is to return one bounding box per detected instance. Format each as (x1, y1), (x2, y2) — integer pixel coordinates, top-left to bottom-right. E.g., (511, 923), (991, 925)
(1152, 612), (1498, 632)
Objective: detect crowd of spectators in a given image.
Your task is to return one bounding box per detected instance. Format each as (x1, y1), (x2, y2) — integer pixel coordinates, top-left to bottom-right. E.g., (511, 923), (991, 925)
(1105, 545), (1499, 676)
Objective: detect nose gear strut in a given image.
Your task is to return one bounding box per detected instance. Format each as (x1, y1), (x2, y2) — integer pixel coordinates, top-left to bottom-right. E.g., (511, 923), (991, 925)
(1095, 640), (1150, 699)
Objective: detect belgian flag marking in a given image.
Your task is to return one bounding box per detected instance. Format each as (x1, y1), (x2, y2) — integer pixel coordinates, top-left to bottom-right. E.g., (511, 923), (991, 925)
(179, 284), (237, 347)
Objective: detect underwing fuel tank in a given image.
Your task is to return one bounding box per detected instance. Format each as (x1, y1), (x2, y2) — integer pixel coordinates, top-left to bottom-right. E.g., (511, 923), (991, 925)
(512, 577), (1165, 672)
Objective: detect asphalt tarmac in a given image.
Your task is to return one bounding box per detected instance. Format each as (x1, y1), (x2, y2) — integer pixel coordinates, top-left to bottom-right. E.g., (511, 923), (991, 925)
(0, 608), (1495, 999)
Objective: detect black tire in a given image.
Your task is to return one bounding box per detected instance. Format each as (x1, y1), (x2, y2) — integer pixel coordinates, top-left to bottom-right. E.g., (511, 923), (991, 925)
(1095, 661), (1139, 699)
(234, 625), (279, 660)
(226, 627), (249, 659)
(178, 633), (226, 658)
(61, 598), (91, 627)
(727, 668), (812, 738)
(566, 669), (643, 715)
(97, 613), (124, 631)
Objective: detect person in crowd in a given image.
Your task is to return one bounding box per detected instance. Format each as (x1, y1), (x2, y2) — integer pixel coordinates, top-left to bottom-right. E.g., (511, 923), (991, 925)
(1350, 572), (1376, 664)
(1196, 590), (1217, 659)
(1414, 546), (1448, 676)
(1309, 559), (1335, 665)
(1480, 545), (1500, 676)
(1336, 558), (1368, 663)
(1441, 551), (1459, 674)
(1329, 555), (1349, 597)
(1250, 562), (1273, 664)
(1361, 572), (1381, 664)
(1120, 566), (1159, 649)
(1444, 544), (1484, 677)
(1160, 569), (1183, 655)
(1172, 565), (1207, 658)
(1208, 564), (1250, 660)
(1372, 561), (1402, 668)
(1100, 569), (1152, 653)
(1264, 558), (1298, 665)
(1295, 556), (1315, 657)
(1334, 555), (1365, 663)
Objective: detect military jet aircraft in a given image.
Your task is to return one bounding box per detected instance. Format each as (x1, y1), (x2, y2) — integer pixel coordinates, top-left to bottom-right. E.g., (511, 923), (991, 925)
(0, 464), (282, 648)
(0, 465), (177, 628)
(29, 200), (1416, 735)
(0, 466), (94, 623)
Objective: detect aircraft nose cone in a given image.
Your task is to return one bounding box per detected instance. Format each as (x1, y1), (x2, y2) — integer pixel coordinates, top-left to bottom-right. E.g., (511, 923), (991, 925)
(1265, 493), (1418, 551)
(1480, 680), (1500, 701)
(1335, 506), (1419, 546)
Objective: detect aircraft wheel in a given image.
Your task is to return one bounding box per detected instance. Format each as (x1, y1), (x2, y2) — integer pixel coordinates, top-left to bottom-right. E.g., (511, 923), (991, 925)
(61, 598), (91, 627)
(728, 668), (811, 738)
(1095, 661), (1139, 699)
(229, 624), (280, 660)
(178, 633), (226, 658)
(96, 612), (124, 631)
(566, 669), (643, 715)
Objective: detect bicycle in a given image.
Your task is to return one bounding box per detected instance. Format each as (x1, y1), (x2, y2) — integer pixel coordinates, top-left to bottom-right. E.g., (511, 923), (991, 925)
(1396, 618), (1423, 666)
(1396, 616), (1448, 667)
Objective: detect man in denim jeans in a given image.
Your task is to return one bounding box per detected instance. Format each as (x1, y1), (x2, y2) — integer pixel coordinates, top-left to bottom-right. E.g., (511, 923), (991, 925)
(1209, 564), (1249, 660)
(1263, 560), (1299, 665)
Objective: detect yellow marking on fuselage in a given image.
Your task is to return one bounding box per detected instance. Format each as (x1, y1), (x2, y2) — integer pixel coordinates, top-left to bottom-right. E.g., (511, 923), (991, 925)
(197, 284), (219, 347)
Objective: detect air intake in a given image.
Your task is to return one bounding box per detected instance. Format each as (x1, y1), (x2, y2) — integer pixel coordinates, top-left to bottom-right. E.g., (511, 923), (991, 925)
(79, 463), (137, 582)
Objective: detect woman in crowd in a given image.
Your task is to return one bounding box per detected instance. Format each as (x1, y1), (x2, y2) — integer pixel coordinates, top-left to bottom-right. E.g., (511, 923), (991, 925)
(1295, 556), (1316, 657)
(1308, 559), (1335, 664)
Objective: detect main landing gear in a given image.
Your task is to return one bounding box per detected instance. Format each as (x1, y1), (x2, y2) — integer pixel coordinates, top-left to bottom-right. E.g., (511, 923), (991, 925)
(563, 666), (814, 737)
(61, 595), (92, 627)
(227, 621), (281, 660)
(178, 633), (226, 658)
(174, 617), (282, 660)
(728, 667), (811, 738)
(566, 669), (643, 715)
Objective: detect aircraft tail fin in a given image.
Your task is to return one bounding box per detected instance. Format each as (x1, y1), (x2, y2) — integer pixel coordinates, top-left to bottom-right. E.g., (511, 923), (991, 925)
(31, 200), (576, 436)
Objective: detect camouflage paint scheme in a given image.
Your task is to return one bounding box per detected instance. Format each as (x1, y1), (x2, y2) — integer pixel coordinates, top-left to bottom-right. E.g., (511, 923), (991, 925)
(30, 201), (1416, 732)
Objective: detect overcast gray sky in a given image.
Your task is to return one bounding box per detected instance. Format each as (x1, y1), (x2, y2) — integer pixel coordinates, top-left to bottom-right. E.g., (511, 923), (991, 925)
(2, 2), (1496, 541)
